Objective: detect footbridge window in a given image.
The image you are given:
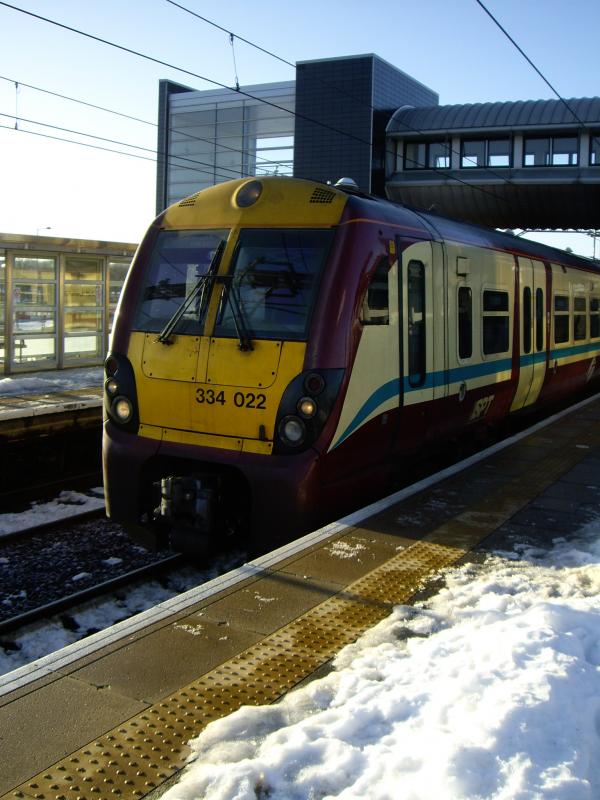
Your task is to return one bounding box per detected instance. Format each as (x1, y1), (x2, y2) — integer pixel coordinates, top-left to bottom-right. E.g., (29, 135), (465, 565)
(524, 136), (578, 167)
(461, 138), (510, 168)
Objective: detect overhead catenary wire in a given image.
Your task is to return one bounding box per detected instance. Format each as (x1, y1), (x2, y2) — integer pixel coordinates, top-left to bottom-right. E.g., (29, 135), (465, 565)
(0, 0), (513, 205)
(0, 75), (293, 175)
(474, 0), (600, 153)
(164, 0), (517, 187)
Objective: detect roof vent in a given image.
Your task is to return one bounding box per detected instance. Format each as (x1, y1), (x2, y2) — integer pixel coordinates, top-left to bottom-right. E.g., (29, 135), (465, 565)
(178, 192), (200, 208)
(309, 187), (336, 204)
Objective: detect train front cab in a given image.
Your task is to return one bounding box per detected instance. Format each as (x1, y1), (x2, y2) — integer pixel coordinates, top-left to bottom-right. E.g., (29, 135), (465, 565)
(103, 178), (352, 552)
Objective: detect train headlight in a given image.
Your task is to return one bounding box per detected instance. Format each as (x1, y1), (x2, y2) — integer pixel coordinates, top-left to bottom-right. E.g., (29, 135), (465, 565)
(297, 396), (317, 419)
(113, 396), (133, 424)
(279, 416), (306, 446)
(105, 378), (119, 396)
(235, 180), (263, 208)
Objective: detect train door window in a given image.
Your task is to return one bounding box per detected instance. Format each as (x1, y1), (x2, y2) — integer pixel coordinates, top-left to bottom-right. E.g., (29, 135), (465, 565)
(457, 286), (472, 359)
(535, 288), (544, 351)
(553, 295), (570, 344)
(574, 296), (587, 340)
(523, 286), (532, 354)
(590, 297), (600, 338)
(407, 260), (426, 386)
(360, 258), (389, 325)
(482, 289), (509, 355)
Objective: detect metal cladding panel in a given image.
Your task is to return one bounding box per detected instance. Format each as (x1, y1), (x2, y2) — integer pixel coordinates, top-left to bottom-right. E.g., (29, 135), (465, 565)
(388, 96), (600, 135)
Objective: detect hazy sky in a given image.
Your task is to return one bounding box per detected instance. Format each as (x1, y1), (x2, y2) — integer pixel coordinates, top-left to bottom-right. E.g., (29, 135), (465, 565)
(0, 0), (598, 254)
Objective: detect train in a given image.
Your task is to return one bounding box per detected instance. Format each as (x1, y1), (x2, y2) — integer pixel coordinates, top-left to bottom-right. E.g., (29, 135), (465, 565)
(102, 175), (600, 554)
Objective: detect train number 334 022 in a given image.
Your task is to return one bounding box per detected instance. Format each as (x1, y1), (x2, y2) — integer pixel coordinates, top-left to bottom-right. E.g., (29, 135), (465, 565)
(195, 388), (267, 410)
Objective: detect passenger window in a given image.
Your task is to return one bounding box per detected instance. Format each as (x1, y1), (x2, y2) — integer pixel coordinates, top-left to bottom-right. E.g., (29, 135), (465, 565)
(535, 288), (544, 351)
(407, 260), (426, 386)
(523, 286), (532, 354)
(553, 294), (569, 344)
(574, 296), (587, 341)
(482, 290), (509, 355)
(591, 297), (600, 338)
(360, 258), (389, 325)
(458, 286), (472, 359)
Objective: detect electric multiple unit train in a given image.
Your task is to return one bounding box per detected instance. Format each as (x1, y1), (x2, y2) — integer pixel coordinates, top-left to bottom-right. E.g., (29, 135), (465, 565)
(102, 176), (600, 552)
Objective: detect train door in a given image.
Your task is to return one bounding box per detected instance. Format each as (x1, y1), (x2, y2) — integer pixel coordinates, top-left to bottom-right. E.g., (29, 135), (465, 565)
(398, 240), (436, 446)
(511, 257), (547, 411)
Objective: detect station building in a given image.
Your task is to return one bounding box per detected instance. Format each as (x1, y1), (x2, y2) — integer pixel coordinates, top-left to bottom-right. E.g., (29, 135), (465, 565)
(157, 54), (600, 232)
(0, 233), (136, 375)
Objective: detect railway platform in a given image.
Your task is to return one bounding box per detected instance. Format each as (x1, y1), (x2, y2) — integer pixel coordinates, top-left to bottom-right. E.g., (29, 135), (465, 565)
(0, 368), (102, 441)
(1, 394), (600, 799)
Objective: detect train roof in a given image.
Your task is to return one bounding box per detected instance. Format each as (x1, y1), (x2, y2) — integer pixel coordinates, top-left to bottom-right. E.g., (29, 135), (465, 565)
(338, 184), (600, 274)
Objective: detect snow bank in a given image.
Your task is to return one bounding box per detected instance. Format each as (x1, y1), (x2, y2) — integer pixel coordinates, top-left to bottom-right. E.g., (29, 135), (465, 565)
(164, 520), (600, 800)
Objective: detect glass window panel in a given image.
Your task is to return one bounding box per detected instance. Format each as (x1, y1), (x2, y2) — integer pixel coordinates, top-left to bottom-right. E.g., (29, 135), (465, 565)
(429, 142), (450, 169)
(134, 229), (230, 334)
(12, 335), (55, 364)
(488, 139), (510, 166)
(64, 335), (102, 358)
(483, 317), (509, 354)
(65, 310), (103, 333)
(0, 252), (5, 334)
(554, 295), (569, 312)
(64, 284), (103, 306)
(554, 315), (569, 343)
(64, 257), (102, 281)
(524, 138), (550, 166)
(574, 312), (586, 340)
(14, 283), (55, 306)
(552, 136), (578, 166)
(462, 140), (485, 168)
(405, 142), (426, 169)
(523, 286), (532, 354)
(574, 296), (586, 311)
(215, 229), (333, 342)
(535, 288), (544, 351)
(14, 256), (56, 280)
(361, 258), (389, 326)
(108, 261), (129, 284)
(407, 260), (426, 386)
(458, 286), (473, 359)
(590, 300), (600, 338)
(484, 290), (509, 312)
(14, 309), (55, 333)
(590, 133), (600, 166)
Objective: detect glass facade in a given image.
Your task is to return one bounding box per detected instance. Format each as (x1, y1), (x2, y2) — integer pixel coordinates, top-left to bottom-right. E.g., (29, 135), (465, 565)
(164, 83), (296, 208)
(0, 237), (135, 374)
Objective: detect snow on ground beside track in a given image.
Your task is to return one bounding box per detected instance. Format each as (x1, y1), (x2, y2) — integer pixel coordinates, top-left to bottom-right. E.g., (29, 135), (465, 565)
(0, 490), (105, 537)
(163, 518), (600, 800)
(0, 367), (102, 396)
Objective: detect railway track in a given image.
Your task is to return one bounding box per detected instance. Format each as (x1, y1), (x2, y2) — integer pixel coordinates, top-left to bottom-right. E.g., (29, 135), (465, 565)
(0, 551), (183, 636)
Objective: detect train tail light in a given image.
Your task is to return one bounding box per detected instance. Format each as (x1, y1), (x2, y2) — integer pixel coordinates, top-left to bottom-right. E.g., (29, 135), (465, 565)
(274, 369), (344, 454)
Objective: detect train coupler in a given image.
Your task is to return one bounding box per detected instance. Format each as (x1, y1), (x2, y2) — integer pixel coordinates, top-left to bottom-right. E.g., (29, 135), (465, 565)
(154, 475), (216, 533)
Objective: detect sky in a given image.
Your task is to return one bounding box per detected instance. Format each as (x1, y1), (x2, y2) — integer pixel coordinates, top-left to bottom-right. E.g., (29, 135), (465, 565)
(0, 0), (599, 252)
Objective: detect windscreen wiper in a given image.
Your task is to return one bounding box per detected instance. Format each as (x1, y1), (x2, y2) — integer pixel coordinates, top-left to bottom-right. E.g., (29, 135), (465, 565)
(156, 240), (225, 344)
(225, 278), (253, 351)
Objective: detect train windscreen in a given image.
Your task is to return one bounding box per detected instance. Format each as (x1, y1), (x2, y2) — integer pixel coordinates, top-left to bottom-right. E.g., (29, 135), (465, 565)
(132, 229), (229, 334)
(214, 229), (333, 342)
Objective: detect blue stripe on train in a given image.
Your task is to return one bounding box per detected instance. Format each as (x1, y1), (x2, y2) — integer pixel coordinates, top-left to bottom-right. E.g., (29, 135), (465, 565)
(333, 345), (600, 449)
